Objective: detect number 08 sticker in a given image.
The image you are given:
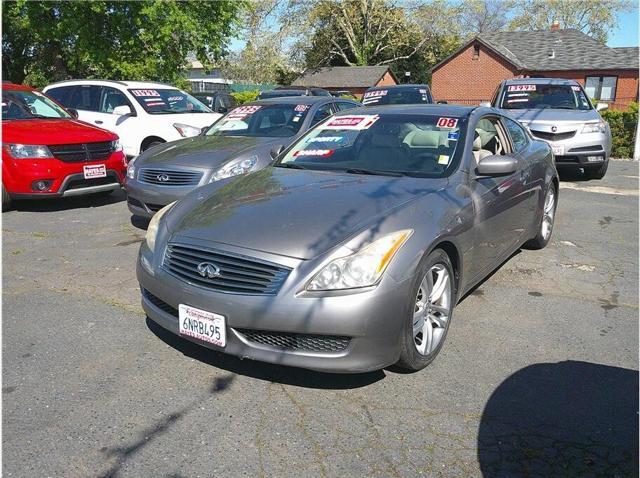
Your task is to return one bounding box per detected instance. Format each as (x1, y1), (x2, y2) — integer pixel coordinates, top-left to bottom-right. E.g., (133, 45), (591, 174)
(437, 117), (459, 128)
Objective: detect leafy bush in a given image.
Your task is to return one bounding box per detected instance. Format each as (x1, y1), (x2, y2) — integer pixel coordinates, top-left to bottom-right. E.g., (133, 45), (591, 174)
(601, 103), (638, 158)
(230, 90), (259, 105)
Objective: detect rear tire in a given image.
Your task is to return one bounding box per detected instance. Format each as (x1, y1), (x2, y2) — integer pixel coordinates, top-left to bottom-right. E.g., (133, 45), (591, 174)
(524, 183), (557, 250)
(396, 249), (456, 372)
(2, 184), (12, 212)
(584, 160), (608, 180)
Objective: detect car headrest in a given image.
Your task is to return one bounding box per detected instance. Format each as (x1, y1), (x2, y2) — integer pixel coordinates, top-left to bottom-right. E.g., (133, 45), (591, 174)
(473, 134), (483, 151)
(407, 130), (440, 148)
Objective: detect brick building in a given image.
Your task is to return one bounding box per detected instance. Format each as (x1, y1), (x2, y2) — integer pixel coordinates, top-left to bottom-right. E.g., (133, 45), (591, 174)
(292, 66), (398, 98)
(431, 28), (639, 109)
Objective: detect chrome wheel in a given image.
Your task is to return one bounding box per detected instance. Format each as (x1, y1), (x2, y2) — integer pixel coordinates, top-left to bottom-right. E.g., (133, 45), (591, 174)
(541, 188), (556, 241)
(413, 264), (452, 356)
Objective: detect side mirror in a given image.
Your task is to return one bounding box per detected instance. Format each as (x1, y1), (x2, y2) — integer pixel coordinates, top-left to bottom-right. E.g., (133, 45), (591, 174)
(270, 144), (285, 160)
(437, 100), (448, 104)
(112, 105), (133, 116)
(479, 101), (492, 108)
(476, 155), (518, 176)
(596, 102), (609, 112)
(67, 108), (79, 119)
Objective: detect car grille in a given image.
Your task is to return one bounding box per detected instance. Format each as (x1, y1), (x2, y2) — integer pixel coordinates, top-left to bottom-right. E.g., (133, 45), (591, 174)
(568, 145), (604, 153)
(65, 172), (120, 190)
(163, 243), (290, 295)
(138, 168), (202, 186)
(48, 141), (115, 162)
(530, 130), (576, 142)
(235, 329), (350, 353)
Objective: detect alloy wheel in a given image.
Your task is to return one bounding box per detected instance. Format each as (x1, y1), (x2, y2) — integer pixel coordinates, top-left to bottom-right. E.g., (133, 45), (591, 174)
(541, 188), (556, 241)
(413, 264), (452, 356)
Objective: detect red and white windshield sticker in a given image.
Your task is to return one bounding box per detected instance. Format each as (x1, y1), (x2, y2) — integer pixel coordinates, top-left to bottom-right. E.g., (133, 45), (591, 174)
(507, 85), (536, 92)
(294, 104), (308, 112)
(131, 89), (160, 97)
(225, 105), (262, 120)
(294, 149), (334, 157)
(571, 85), (581, 91)
(437, 117), (459, 128)
(363, 90), (388, 98)
(323, 115), (380, 130)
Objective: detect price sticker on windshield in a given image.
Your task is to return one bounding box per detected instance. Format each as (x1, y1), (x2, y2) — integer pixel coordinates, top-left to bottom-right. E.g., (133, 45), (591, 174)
(323, 115), (380, 130)
(226, 105), (262, 120)
(131, 89), (160, 97)
(507, 85), (536, 92)
(437, 117), (459, 129)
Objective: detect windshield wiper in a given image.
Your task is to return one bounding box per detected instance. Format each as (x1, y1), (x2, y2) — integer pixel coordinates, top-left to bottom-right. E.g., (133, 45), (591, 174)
(275, 163), (307, 170)
(345, 168), (403, 177)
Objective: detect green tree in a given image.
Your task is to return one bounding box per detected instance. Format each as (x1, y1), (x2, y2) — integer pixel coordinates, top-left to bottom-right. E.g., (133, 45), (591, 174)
(2, 0), (245, 88)
(509, 0), (633, 43)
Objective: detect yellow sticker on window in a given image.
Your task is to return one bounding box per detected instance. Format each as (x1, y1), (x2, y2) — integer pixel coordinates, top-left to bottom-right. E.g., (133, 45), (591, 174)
(438, 155), (450, 165)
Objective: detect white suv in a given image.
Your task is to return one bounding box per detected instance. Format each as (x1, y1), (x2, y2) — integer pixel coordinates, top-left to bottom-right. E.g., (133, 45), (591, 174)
(43, 80), (222, 157)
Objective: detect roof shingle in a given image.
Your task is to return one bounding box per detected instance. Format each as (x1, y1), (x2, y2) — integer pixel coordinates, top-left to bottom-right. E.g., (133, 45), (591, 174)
(292, 66), (396, 88)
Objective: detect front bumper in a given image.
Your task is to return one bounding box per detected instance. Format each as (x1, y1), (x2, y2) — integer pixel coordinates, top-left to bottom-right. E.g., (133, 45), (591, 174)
(136, 243), (412, 373)
(125, 179), (201, 218)
(530, 130), (611, 168)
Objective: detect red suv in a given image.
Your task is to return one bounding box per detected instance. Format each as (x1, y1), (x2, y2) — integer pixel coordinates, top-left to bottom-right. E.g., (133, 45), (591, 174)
(2, 82), (127, 210)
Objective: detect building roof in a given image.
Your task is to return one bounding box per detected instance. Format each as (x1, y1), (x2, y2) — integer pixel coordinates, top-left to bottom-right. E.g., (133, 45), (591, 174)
(433, 29), (639, 72)
(292, 66), (397, 88)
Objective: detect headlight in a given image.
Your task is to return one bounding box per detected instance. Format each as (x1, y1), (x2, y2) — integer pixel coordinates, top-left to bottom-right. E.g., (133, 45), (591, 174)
(111, 139), (123, 152)
(582, 121), (606, 134)
(210, 156), (257, 182)
(6, 144), (53, 159)
(307, 230), (413, 291)
(173, 123), (202, 137)
(145, 201), (176, 253)
(126, 156), (138, 179)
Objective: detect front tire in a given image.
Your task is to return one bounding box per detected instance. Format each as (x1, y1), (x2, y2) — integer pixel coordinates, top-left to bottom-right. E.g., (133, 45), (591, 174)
(584, 160), (608, 180)
(524, 183), (557, 250)
(396, 249), (456, 372)
(2, 184), (12, 212)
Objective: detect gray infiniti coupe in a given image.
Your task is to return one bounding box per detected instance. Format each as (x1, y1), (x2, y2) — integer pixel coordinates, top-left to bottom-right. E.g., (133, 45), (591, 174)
(125, 96), (360, 218)
(137, 105), (558, 373)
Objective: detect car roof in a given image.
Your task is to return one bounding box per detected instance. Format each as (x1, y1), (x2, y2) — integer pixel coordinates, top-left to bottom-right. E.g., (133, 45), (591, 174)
(366, 84), (430, 91)
(337, 104), (476, 116)
(503, 78), (580, 86)
(44, 79), (178, 89)
(249, 96), (343, 106)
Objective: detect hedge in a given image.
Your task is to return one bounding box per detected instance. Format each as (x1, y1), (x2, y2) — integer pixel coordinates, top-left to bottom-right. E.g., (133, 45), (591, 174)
(230, 90), (259, 105)
(601, 103), (638, 158)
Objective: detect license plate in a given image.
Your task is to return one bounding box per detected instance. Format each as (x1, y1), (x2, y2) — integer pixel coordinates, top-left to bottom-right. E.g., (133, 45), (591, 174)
(551, 145), (564, 156)
(178, 304), (226, 347)
(83, 164), (106, 179)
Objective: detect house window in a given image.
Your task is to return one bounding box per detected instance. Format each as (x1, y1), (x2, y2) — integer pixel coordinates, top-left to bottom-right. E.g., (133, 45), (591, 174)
(473, 44), (480, 60)
(584, 76), (617, 101)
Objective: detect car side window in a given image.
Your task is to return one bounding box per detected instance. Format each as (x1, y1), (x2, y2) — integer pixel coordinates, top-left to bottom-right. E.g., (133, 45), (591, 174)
(503, 117), (529, 154)
(46, 86), (74, 107)
(472, 117), (508, 165)
(99, 87), (131, 114)
(311, 104), (333, 125)
(67, 85), (101, 112)
(335, 101), (358, 112)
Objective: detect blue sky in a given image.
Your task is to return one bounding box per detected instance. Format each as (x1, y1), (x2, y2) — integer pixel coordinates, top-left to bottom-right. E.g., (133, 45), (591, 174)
(608, 8), (639, 47)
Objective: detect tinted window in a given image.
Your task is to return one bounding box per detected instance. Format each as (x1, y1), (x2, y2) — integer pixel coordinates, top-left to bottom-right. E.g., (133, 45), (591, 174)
(503, 117), (529, 153)
(100, 87), (132, 114)
(311, 104), (333, 125)
(335, 101), (358, 111)
(279, 113), (466, 177)
(46, 86), (74, 106)
(499, 84), (591, 110)
(206, 104), (310, 138)
(128, 88), (211, 114)
(362, 87), (432, 106)
(2, 90), (71, 120)
(48, 85), (101, 111)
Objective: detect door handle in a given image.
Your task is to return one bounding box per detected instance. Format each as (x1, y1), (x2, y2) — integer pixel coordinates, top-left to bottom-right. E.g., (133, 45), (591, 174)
(94, 120), (103, 124)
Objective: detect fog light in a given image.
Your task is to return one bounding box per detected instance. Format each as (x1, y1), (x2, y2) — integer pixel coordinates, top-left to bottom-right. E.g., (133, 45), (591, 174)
(31, 180), (53, 191)
(587, 156), (603, 162)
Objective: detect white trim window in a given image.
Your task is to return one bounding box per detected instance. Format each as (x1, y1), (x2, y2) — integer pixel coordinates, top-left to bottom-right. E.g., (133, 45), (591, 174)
(584, 76), (618, 101)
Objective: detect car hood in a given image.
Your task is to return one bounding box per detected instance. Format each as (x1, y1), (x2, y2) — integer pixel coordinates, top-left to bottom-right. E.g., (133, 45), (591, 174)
(136, 135), (282, 169)
(502, 108), (601, 126)
(169, 168), (445, 260)
(2, 118), (117, 145)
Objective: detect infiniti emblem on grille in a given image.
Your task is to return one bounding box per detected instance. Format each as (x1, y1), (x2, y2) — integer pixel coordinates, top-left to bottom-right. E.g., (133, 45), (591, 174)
(157, 173), (170, 182)
(197, 262), (221, 279)
(551, 125), (558, 132)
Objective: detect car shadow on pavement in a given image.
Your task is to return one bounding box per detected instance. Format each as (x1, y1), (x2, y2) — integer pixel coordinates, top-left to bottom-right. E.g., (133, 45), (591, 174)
(557, 168), (593, 182)
(7, 189), (126, 212)
(477, 360), (639, 477)
(146, 317), (385, 389)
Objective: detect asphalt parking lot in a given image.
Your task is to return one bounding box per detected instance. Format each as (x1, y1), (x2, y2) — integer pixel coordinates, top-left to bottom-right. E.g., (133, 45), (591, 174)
(3, 161), (638, 477)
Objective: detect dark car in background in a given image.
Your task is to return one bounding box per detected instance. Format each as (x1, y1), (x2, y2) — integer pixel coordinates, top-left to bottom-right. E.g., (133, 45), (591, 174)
(257, 87), (332, 100)
(125, 96), (360, 218)
(191, 91), (237, 114)
(491, 78), (612, 179)
(362, 84), (434, 106)
(137, 105), (558, 373)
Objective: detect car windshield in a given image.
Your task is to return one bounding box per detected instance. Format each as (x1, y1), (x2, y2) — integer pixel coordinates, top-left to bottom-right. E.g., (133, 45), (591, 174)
(362, 88), (432, 106)
(2, 90), (71, 120)
(128, 88), (211, 114)
(278, 113), (465, 177)
(499, 84), (592, 110)
(206, 104), (310, 138)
